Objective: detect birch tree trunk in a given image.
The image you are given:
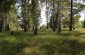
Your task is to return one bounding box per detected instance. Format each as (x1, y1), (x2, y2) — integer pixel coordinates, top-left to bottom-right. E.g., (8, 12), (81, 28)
(21, 0), (29, 32)
(58, 0), (62, 33)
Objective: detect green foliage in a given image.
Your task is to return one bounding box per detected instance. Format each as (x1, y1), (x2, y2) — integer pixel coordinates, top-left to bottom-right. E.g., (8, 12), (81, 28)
(8, 4), (17, 30)
(62, 15), (81, 28)
(0, 0), (15, 13)
(82, 19), (85, 28)
(72, 15), (81, 28)
(39, 25), (47, 31)
(62, 17), (70, 28)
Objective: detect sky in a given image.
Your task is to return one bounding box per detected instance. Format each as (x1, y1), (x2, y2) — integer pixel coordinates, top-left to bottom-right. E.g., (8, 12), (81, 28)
(79, 10), (85, 21)
(40, 6), (47, 26)
(75, 0), (85, 21)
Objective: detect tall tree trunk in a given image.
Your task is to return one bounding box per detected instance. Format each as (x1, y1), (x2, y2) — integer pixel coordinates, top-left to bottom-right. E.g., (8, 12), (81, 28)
(31, 0), (39, 34)
(46, 0), (49, 29)
(21, 0), (29, 32)
(55, 5), (59, 29)
(34, 0), (39, 34)
(53, 0), (55, 31)
(58, 0), (62, 33)
(0, 13), (3, 32)
(5, 13), (10, 31)
(52, 0), (57, 31)
(69, 0), (73, 31)
(23, 19), (28, 32)
(25, 0), (30, 31)
(34, 25), (38, 34)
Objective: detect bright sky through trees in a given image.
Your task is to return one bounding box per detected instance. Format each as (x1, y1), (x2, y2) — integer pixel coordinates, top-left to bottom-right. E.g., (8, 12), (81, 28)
(16, 0), (85, 26)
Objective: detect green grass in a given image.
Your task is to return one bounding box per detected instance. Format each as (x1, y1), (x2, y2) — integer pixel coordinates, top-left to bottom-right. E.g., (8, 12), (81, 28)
(0, 28), (85, 55)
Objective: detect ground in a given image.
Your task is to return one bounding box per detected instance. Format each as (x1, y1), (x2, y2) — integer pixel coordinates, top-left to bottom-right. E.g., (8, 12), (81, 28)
(0, 28), (85, 55)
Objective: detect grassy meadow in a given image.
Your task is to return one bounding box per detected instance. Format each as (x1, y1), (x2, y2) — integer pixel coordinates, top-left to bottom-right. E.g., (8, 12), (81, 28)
(0, 28), (85, 55)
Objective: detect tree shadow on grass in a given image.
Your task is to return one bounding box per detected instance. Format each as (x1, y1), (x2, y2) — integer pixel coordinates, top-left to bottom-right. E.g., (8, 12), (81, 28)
(36, 43), (56, 55)
(57, 39), (85, 55)
(0, 40), (28, 55)
(10, 31), (35, 37)
(36, 39), (85, 55)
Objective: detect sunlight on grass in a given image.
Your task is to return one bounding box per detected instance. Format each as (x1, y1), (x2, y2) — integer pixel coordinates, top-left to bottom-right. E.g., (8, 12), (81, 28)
(0, 28), (85, 55)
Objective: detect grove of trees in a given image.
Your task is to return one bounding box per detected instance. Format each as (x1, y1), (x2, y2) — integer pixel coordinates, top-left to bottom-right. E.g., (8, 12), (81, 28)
(0, 0), (85, 34)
